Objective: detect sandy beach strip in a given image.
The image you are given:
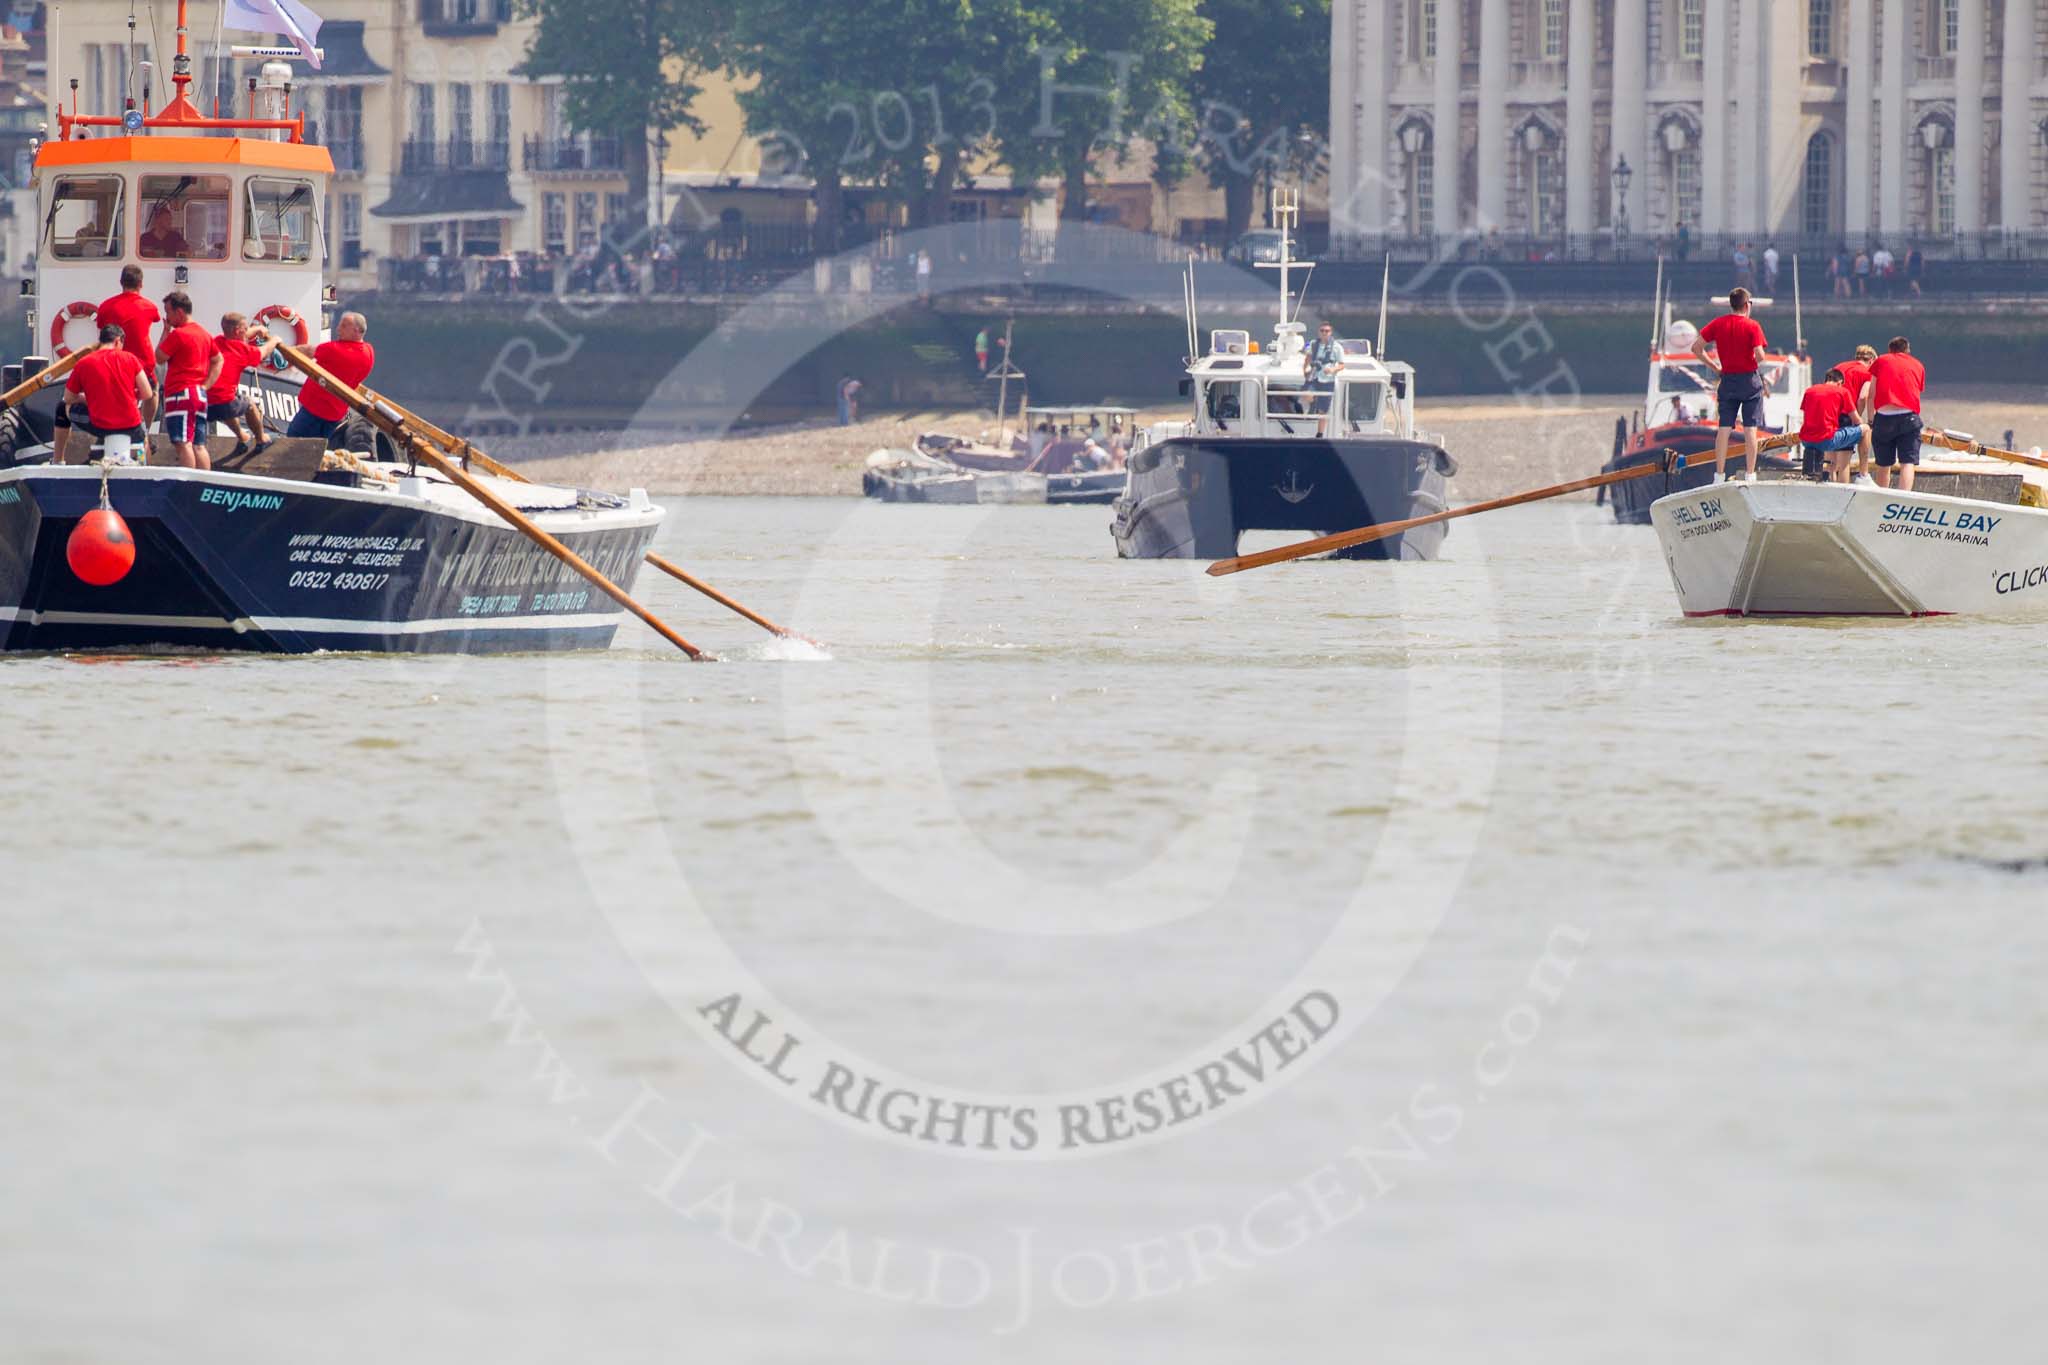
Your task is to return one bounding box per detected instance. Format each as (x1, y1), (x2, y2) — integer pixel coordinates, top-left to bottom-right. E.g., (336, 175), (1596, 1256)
(499, 388), (2045, 504)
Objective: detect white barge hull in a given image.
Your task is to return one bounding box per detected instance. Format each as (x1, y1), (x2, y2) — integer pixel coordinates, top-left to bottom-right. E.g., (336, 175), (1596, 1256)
(1650, 481), (2048, 618)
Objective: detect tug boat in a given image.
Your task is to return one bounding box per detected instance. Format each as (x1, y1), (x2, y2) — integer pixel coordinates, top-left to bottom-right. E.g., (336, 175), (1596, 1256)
(1601, 279), (1803, 524)
(0, 5), (660, 654)
(1651, 436), (2048, 618)
(1112, 191), (1454, 560)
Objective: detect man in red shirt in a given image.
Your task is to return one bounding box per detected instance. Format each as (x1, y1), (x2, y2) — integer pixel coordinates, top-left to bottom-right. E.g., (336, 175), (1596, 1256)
(286, 311), (375, 444)
(206, 311), (281, 458)
(60, 325), (154, 464)
(1867, 335), (1927, 492)
(95, 265), (162, 371)
(1833, 343), (1879, 480)
(1797, 368), (1864, 482)
(60, 265), (167, 456)
(156, 290), (222, 471)
(1690, 286), (1769, 482)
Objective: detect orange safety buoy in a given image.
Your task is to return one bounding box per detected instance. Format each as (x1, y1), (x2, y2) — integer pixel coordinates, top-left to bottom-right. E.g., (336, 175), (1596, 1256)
(50, 301), (99, 359)
(253, 304), (312, 347)
(66, 507), (136, 586)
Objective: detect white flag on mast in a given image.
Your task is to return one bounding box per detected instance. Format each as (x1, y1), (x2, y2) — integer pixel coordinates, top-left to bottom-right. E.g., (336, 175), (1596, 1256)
(221, 0), (326, 70)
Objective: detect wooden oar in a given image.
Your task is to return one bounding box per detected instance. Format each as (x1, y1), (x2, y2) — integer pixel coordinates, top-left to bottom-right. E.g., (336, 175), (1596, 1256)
(1, 346), (97, 411)
(273, 341), (712, 662)
(1920, 428), (2048, 473)
(641, 553), (819, 647)
(1208, 449), (1691, 576)
(354, 383), (820, 647)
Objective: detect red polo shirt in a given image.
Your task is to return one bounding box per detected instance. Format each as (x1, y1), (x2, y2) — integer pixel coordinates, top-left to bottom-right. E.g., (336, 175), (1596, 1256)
(1869, 351), (1926, 414)
(160, 321), (214, 393)
(95, 291), (162, 370)
(1699, 313), (1767, 375)
(1834, 359), (1873, 408)
(1798, 382), (1855, 443)
(297, 339), (375, 421)
(65, 348), (147, 430)
(209, 336), (264, 404)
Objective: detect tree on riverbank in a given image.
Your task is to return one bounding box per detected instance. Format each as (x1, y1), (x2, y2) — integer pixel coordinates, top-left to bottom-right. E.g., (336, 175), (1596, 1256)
(515, 0), (724, 238)
(1190, 0), (1329, 238)
(721, 0), (1057, 245)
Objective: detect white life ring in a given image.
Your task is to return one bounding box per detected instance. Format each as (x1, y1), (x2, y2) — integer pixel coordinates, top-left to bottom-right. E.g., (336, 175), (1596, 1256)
(50, 300), (99, 359)
(253, 304), (312, 347)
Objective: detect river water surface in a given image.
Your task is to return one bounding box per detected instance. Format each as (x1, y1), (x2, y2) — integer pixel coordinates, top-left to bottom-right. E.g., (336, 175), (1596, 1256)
(6, 495), (2046, 1363)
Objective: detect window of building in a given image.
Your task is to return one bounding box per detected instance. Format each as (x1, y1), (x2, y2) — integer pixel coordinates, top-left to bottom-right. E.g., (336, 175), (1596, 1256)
(606, 192), (633, 227)
(1421, 0), (1438, 58)
(1542, 0), (1566, 59)
(488, 83), (512, 158)
(244, 176), (320, 263)
(1679, 0), (1704, 58)
(325, 86), (364, 171)
(452, 83), (474, 151)
(544, 192), (567, 253)
(340, 192), (363, 269)
(139, 173), (231, 259)
(1938, 0), (1959, 54)
(1803, 133), (1832, 237)
(45, 174), (124, 259)
(574, 191), (599, 248)
(1808, 0), (1834, 56)
(411, 82), (436, 143)
(1674, 145), (1702, 231)
(1530, 149), (1562, 234)
(1931, 143), (1955, 234)
(1412, 147), (1435, 237)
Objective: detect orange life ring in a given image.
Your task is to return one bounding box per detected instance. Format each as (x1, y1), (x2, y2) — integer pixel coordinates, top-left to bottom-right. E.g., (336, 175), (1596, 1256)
(50, 300), (99, 358)
(253, 304), (312, 347)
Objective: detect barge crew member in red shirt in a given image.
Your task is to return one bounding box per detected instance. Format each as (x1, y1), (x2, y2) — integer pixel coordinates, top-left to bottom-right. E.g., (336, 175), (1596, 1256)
(60, 326), (154, 465)
(156, 291), (221, 471)
(1867, 336), (1928, 493)
(1832, 343), (1879, 482)
(1691, 286), (1770, 483)
(207, 312), (281, 458)
(1796, 368), (1864, 483)
(286, 312), (375, 445)
(57, 266), (164, 453)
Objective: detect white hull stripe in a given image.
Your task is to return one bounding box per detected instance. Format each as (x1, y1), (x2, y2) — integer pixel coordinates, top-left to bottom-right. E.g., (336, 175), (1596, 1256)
(0, 607), (624, 634)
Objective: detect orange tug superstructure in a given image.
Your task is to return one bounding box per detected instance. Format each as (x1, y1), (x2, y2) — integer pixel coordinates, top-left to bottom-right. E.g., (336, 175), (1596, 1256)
(33, 0), (329, 364)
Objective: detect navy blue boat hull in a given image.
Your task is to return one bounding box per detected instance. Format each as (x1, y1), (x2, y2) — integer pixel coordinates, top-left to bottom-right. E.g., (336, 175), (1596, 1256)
(1602, 423), (1799, 524)
(0, 467), (661, 654)
(1111, 436), (1454, 560)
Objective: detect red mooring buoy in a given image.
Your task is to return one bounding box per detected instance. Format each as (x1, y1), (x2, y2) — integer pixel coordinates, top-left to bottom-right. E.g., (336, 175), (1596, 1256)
(66, 508), (136, 586)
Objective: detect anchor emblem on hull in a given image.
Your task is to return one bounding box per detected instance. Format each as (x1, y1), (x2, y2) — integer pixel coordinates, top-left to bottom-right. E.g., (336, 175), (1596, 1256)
(1275, 467), (1315, 504)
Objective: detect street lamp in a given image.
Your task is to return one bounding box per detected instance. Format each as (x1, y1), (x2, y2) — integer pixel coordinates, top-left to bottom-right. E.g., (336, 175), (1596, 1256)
(1612, 154), (1632, 259)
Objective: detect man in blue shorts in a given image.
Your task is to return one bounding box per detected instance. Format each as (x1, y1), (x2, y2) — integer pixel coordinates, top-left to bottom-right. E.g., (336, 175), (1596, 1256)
(1796, 368), (1864, 482)
(1691, 287), (1769, 482)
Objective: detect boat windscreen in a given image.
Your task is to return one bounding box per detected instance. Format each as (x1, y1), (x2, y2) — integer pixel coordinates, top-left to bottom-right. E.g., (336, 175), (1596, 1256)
(1657, 362), (1714, 394)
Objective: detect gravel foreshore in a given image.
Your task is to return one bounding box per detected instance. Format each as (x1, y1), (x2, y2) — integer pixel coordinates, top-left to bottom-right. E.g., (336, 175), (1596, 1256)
(501, 387), (2046, 503)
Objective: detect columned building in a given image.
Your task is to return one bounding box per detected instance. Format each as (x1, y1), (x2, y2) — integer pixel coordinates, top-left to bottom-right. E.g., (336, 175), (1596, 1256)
(1329, 0), (2048, 253)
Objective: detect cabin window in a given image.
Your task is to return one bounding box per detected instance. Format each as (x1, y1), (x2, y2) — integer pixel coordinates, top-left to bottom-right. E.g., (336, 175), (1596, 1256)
(138, 174), (231, 260)
(45, 175), (124, 259)
(1343, 383), (1384, 425)
(1205, 381), (1244, 423)
(244, 176), (321, 263)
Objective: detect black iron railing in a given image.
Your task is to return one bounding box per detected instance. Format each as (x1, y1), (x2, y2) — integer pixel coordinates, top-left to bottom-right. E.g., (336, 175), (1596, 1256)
(522, 136), (626, 172)
(399, 139), (511, 174)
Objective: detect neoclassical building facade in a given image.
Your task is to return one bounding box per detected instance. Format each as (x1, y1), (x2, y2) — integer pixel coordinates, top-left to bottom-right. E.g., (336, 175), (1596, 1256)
(1328, 0), (2047, 250)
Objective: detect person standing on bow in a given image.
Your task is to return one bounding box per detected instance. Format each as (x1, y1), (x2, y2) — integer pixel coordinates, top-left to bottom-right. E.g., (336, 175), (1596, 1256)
(286, 312), (376, 445)
(1867, 336), (1926, 493)
(1692, 287), (1769, 483)
(1305, 322), (1344, 434)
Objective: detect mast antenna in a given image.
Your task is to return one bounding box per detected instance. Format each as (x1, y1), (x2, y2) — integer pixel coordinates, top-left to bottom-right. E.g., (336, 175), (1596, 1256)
(1375, 254), (1391, 359)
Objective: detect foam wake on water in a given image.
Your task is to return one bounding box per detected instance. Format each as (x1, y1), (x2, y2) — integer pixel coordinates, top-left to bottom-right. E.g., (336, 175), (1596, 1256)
(726, 634), (833, 663)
